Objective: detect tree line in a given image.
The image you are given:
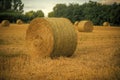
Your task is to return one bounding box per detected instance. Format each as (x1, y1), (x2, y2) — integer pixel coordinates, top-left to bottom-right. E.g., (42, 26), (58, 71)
(48, 1), (120, 26)
(0, 0), (24, 13)
(0, 0), (120, 26)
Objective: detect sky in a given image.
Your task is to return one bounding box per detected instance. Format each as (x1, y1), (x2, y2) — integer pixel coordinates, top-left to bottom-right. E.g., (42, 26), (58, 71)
(22, 0), (120, 16)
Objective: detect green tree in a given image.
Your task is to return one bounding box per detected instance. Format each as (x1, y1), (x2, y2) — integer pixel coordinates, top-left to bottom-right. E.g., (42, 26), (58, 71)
(66, 3), (81, 22)
(0, 0), (12, 11)
(49, 1), (120, 26)
(53, 4), (67, 17)
(34, 10), (44, 17)
(12, 0), (24, 13)
(109, 3), (120, 25)
(25, 10), (44, 18)
(0, 0), (24, 13)
(25, 10), (35, 18)
(81, 1), (103, 25)
(48, 11), (54, 17)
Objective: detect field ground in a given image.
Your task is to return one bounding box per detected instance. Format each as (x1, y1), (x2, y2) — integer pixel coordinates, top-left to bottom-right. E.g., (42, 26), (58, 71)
(0, 24), (120, 80)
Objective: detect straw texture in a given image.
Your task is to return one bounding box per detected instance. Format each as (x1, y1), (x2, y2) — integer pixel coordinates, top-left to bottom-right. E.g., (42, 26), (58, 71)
(26, 18), (77, 58)
(0, 54), (30, 79)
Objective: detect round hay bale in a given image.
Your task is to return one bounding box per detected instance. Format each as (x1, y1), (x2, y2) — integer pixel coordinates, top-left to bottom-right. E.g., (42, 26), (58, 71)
(103, 22), (110, 26)
(77, 20), (93, 32)
(1, 20), (10, 27)
(26, 18), (77, 58)
(16, 19), (23, 24)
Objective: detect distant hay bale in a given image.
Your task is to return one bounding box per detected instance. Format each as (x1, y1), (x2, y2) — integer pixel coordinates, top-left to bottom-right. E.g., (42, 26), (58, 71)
(26, 18), (77, 58)
(16, 19), (23, 24)
(103, 22), (110, 26)
(77, 20), (93, 32)
(1, 20), (10, 27)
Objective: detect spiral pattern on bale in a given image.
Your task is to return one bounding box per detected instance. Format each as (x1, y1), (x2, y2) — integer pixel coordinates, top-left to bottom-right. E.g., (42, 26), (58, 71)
(26, 18), (77, 58)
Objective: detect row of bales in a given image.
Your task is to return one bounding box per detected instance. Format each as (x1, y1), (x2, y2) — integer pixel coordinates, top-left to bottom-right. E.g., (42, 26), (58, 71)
(0, 19), (23, 27)
(0, 19), (110, 29)
(0, 18), (111, 59)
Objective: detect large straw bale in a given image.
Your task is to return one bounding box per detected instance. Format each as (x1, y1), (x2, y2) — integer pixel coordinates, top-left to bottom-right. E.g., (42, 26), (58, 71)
(77, 20), (93, 32)
(1, 20), (10, 27)
(16, 19), (23, 24)
(26, 18), (77, 58)
(103, 22), (110, 26)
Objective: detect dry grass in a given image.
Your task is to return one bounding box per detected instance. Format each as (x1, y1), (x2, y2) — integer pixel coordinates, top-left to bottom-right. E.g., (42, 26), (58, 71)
(0, 24), (120, 80)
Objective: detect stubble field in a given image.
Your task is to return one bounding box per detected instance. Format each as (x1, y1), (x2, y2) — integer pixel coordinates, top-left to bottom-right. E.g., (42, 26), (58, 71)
(0, 24), (120, 80)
